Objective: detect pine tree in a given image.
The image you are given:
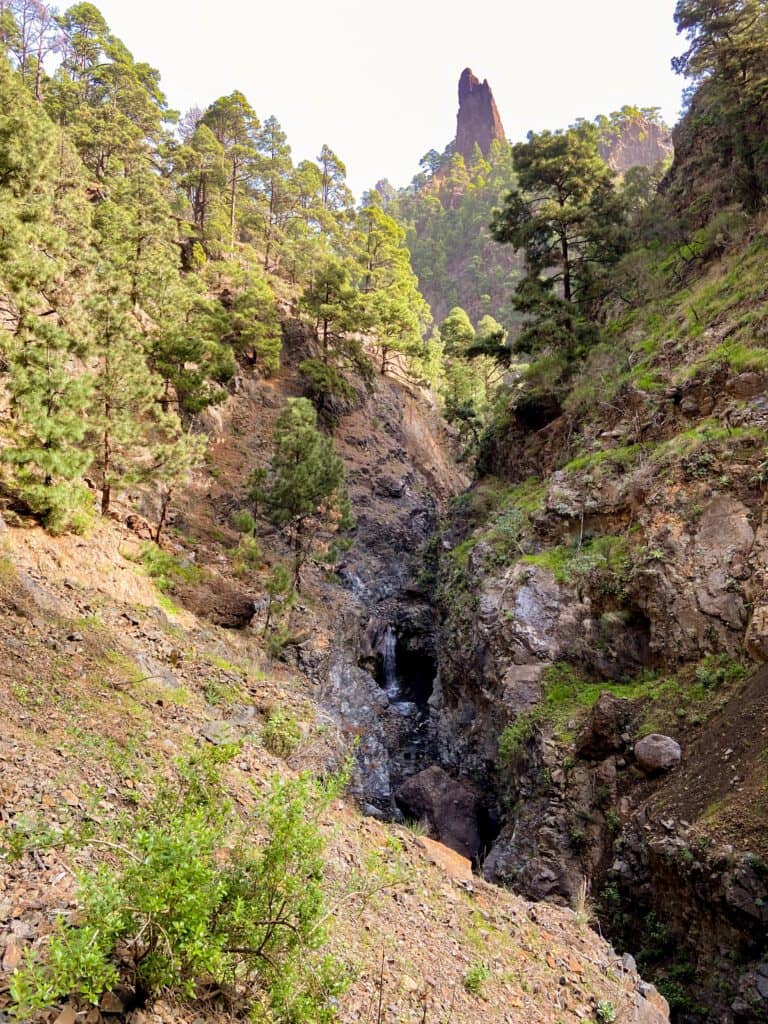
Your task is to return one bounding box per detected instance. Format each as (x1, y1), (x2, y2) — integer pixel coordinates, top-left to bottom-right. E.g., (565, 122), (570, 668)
(201, 91), (260, 252)
(87, 283), (161, 516)
(173, 121), (229, 250)
(47, 3), (171, 179)
(0, 53), (95, 531)
(253, 397), (350, 588)
(355, 192), (431, 374)
(491, 123), (627, 356)
(255, 114), (293, 270)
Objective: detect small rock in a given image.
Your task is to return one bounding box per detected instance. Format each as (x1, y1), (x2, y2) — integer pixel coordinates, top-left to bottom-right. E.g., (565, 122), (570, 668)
(100, 991), (126, 1014)
(634, 734), (682, 774)
(200, 720), (237, 746)
(2, 938), (22, 971)
(621, 951), (637, 974)
(362, 803), (387, 820)
(575, 693), (633, 759)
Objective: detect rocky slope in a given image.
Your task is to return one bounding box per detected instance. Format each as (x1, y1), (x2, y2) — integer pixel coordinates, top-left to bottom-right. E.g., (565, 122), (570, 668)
(0, 318), (674, 1024)
(422, 224), (768, 1021)
(599, 118), (673, 174)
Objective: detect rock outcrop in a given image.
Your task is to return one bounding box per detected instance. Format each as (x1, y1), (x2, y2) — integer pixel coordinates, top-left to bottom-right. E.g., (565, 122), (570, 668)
(599, 117), (673, 173)
(396, 765), (486, 860)
(455, 68), (505, 160)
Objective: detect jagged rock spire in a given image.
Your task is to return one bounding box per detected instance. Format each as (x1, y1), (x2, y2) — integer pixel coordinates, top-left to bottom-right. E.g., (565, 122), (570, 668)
(455, 67), (505, 160)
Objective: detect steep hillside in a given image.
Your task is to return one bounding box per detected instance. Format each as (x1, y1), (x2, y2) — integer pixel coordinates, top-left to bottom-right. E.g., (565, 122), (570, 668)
(0, 332), (671, 1024)
(426, 210), (768, 1022)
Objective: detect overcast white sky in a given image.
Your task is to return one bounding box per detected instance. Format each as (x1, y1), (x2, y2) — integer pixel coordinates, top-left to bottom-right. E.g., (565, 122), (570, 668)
(95, 0), (685, 199)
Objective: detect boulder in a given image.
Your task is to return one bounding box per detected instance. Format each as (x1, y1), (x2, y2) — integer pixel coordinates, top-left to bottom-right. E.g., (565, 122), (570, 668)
(576, 692), (633, 759)
(396, 765), (484, 860)
(634, 734), (682, 774)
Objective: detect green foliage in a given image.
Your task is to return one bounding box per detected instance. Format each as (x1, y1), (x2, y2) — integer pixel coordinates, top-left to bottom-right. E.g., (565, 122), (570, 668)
(231, 533), (263, 578)
(523, 535), (631, 595)
(393, 139), (523, 327)
(595, 1000), (618, 1023)
(0, 6), (430, 533)
(9, 750), (349, 1021)
(693, 654), (746, 691)
(436, 306), (504, 454)
(491, 122), (629, 358)
(261, 707), (302, 758)
(253, 398), (351, 588)
(256, 563), (296, 655)
(299, 358), (359, 425)
(462, 959), (491, 996)
(671, 0), (768, 212)
(498, 710), (541, 767)
(138, 542), (203, 592)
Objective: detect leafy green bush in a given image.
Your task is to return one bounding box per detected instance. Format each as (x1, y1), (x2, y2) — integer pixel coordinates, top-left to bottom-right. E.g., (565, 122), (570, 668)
(694, 654), (746, 690)
(10, 749), (349, 1021)
(261, 707), (302, 758)
(298, 359), (359, 424)
(595, 1000), (617, 1023)
(523, 535), (632, 596)
(231, 533), (263, 578)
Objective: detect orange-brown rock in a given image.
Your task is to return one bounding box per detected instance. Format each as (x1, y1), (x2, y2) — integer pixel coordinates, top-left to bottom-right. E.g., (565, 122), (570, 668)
(455, 68), (505, 161)
(416, 836), (473, 880)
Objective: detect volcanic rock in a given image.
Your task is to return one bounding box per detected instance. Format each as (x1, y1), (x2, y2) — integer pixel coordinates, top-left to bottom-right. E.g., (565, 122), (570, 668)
(396, 765), (485, 860)
(634, 733), (682, 774)
(455, 68), (505, 161)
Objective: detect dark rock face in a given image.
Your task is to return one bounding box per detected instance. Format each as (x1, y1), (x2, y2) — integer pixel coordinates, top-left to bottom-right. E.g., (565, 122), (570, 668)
(395, 764), (486, 860)
(455, 68), (505, 161)
(576, 692), (634, 760)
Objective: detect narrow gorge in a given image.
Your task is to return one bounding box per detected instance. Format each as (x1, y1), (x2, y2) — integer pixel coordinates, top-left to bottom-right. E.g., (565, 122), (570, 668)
(2, 5), (768, 1024)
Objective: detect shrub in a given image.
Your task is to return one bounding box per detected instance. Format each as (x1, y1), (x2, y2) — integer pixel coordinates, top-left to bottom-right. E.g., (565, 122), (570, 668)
(595, 1000), (617, 1023)
(463, 959), (490, 996)
(498, 710), (540, 767)
(261, 707), (302, 758)
(10, 749), (349, 1021)
(138, 542), (202, 592)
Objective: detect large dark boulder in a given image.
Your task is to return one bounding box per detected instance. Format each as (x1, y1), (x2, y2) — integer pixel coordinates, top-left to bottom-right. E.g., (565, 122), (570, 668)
(396, 765), (485, 861)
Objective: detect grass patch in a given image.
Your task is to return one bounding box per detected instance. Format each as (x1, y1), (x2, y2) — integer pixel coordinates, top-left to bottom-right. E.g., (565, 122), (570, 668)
(523, 535), (632, 593)
(137, 542), (203, 593)
(562, 444), (646, 475)
(505, 655), (749, 748)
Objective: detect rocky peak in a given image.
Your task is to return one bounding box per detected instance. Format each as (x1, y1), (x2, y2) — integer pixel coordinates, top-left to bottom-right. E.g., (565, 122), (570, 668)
(455, 67), (505, 161)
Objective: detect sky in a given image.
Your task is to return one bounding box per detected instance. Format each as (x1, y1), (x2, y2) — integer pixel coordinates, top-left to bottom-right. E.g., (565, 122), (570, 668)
(95, 0), (685, 200)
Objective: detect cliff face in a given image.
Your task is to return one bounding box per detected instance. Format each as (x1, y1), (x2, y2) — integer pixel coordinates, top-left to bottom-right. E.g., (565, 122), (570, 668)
(429, 229), (768, 1021)
(599, 117), (673, 173)
(455, 67), (505, 160)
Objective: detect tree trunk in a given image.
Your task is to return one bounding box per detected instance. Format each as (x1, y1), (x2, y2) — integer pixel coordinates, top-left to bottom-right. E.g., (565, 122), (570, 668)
(101, 410), (111, 515)
(229, 160), (237, 252)
(154, 489), (171, 543)
(560, 230), (572, 303)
